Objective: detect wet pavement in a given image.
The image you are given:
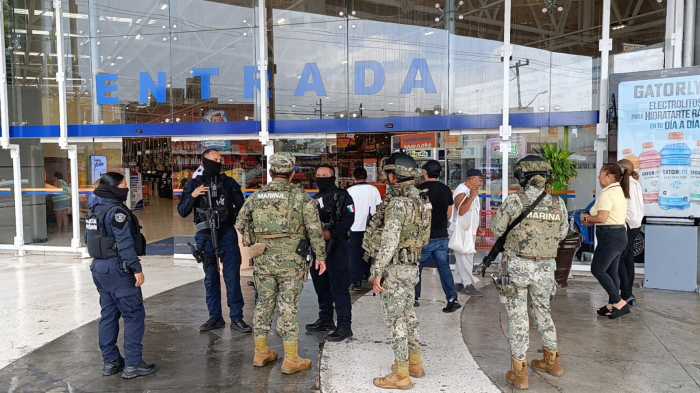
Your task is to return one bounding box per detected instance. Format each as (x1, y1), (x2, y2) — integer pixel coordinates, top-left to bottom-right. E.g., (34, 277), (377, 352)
(462, 279), (700, 393)
(0, 279), (330, 393)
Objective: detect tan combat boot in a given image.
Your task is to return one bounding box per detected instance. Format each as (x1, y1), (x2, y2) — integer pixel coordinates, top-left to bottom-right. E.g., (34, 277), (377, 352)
(253, 336), (278, 367)
(505, 357), (529, 390)
(392, 352), (426, 378)
(531, 348), (564, 377)
(280, 340), (312, 375)
(373, 361), (414, 390)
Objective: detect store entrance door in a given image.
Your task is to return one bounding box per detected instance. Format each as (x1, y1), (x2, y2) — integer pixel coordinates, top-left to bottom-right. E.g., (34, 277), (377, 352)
(122, 137), (182, 255)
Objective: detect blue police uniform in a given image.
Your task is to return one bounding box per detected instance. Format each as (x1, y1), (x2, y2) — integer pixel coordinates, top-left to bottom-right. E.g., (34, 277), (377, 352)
(177, 173), (245, 323)
(310, 186), (355, 333)
(89, 196), (145, 368)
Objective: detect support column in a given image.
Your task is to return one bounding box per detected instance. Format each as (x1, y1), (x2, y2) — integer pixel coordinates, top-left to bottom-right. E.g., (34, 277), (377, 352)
(500, 0), (512, 200)
(11, 146), (25, 256)
(596, 0), (612, 196)
(257, 0), (273, 182)
(68, 145), (80, 250)
(0, 2), (25, 255)
(683, 0), (695, 67)
(88, 0), (102, 124)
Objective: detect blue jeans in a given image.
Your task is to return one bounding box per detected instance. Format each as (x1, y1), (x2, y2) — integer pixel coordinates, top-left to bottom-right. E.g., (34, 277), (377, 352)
(195, 228), (245, 321)
(414, 238), (458, 302)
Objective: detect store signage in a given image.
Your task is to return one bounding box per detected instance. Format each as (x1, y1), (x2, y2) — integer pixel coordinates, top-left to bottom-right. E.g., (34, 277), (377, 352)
(95, 58), (437, 105)
(407, 149), (433, 160)
(399, 132), (437, 149)
(617, 72), (700, 218)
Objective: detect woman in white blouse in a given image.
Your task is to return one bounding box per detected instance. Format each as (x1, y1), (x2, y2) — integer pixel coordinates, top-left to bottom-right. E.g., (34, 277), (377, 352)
(617, 159), (644, 306)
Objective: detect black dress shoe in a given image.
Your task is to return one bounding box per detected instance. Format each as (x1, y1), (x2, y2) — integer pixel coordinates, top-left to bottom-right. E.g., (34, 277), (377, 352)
(442, 300), (461, 313)
(102, 357), (124, 376)
(121, 362), (157, 379)
(199, 318), (225, 332)
(305, 319), (336, 332)
(414, 300), (420, 307)
(326, 327), (353, 342)
(231, 319), (252, 333)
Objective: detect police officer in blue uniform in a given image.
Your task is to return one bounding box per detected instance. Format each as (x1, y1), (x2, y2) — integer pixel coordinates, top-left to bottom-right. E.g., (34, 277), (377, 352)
(87, 172), (156, 379)
(306, 165), (355, 342)
(178, 149), (252, 333)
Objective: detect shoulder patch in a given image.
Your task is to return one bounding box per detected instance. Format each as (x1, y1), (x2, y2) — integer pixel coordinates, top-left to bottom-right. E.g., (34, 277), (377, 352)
(112, 210), (129, 229)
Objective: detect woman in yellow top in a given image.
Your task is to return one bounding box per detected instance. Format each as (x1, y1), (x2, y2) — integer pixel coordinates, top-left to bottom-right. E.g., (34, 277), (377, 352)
(583, 163), (630, 319)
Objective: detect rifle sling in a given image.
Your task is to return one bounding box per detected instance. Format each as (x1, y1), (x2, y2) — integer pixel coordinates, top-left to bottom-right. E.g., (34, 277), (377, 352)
(498, 190), (548, 245)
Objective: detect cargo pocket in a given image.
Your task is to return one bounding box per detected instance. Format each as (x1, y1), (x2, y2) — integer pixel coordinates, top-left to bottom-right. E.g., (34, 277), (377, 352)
(91, 260), (110, 274)
(115, 287), (144, 315)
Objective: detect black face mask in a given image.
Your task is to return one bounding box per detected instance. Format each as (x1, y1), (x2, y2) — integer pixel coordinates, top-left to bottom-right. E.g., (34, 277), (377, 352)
(315, 177), (336, 193)
(202, 157), (222, 178)
(95, 184), (129, 202)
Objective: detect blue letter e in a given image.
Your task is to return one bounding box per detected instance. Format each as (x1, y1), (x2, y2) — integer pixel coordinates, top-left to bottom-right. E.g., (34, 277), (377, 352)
(96, 73), (119, 105)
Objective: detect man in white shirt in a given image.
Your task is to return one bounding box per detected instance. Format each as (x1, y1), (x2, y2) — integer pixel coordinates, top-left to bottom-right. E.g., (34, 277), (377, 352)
(618, 159), (644, 306)
(452, 169), (483, 296)
(347, 167), (383, 290)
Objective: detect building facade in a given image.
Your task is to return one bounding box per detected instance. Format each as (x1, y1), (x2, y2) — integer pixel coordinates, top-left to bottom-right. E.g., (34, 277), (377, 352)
(0, 0), (688, 254)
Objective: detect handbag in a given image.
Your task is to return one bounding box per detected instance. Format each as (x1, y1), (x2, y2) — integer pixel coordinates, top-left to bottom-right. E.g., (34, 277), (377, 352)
(448, 194), (476, 254)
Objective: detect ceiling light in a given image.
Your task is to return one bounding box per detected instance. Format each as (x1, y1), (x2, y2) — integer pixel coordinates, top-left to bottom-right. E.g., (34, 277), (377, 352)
(160, 3), (168, 10)
(434, 17), (440, 22)
(277, 18), (286, 24)
(541, 7), (548, 13)
(351, 10), (356, 16)
(339, 11), (344, 16)
(612, 24), (626, 30)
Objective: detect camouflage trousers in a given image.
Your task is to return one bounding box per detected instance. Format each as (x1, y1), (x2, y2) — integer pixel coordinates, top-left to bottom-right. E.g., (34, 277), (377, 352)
(504, 256), (558, 361)
(253, 265), (306, 341)
(380, 264), (421, 362)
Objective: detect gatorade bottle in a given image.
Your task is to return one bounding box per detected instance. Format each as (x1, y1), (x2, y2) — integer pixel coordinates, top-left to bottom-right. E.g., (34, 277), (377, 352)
(691, 141), (700, 204)
(639, 142), (661, 204)
(659, 132), (691, 210)
(622, 148), (640, 172)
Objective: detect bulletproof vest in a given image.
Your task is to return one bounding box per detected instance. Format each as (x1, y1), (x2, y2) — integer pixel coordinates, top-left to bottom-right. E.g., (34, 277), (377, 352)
(396, 187), (432, 253)
(504, 191), (565, 259)
(194, 177), (229, 230)
(86, 204), (146, 259)
(249, 182), (306, 238)
(362, 194), (391, 262)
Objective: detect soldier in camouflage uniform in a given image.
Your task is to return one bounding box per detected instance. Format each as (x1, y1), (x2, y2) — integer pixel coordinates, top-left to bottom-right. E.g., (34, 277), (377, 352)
(370, 152), (432, 390)
(235, 152), (327, 375)
(491, 155), (569, 390)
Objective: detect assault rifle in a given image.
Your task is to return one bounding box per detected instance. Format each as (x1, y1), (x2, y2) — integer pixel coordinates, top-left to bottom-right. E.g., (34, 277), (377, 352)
(480, 191), (547, 277)
(188, 179), (223, 265)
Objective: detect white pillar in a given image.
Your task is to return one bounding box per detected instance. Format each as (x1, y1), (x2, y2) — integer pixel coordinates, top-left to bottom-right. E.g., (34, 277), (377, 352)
(68, 145), (80, 250)
(596, 0), (612, 196)
(257, 0), (273, 182)
(500, 0), (512, 200)
(11, 146), (25, 256)
(88, 0), (102, 124)
(53, 0), (69, 149)
(0, 3), (25, 255)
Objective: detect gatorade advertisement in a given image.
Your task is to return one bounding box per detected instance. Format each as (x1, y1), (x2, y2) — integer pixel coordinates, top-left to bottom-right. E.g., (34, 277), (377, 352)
(617, 74), (700, 217)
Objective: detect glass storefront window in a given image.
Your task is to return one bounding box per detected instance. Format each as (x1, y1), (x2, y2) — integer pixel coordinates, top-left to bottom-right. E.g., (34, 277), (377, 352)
(17, 141), (72, 246)
(0, 149), (16, 245)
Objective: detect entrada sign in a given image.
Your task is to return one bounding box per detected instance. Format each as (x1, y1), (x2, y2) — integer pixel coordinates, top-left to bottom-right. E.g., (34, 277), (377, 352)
(95, 58), (437, 105)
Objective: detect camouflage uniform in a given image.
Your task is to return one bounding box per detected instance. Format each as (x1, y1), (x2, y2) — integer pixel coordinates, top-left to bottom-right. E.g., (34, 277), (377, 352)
(370, 182), (431, 363)
(235, 154), (326, 342)
(491, 175), (568, 361)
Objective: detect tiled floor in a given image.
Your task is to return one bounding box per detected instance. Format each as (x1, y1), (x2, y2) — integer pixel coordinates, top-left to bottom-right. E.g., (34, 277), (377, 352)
(462, 278), (700, 393)
(2, 254), (699, 393)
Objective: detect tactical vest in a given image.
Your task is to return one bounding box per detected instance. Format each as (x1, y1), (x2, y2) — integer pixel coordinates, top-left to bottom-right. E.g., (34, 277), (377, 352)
(249, 183), (306, 239)
(86, 205), (146, 259)
(395, 190), (432, 262)
(504, 191), (565, 259)
(362, 194), (391, 262)
(193, 177), (229, 232)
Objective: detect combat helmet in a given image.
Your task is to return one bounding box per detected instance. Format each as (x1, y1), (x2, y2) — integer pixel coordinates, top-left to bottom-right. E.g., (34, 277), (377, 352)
(513, 154), (551, 187)
(269, 152), (295, 174)
(383, 151), (418, 182)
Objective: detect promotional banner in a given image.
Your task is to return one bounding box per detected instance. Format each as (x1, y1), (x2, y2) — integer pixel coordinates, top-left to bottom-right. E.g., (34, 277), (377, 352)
(617, 74), (700, 217)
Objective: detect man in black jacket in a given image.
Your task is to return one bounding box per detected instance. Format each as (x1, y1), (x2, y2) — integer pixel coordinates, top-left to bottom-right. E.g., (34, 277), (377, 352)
(306, 165), (355, 342)
(178, 149), (251, 333)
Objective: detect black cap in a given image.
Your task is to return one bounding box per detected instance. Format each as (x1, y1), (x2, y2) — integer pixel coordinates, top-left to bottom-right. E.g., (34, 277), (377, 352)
(466, 168), (482, 178)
